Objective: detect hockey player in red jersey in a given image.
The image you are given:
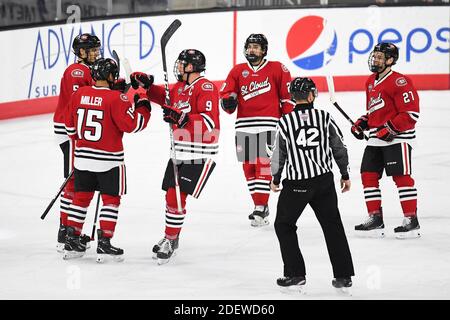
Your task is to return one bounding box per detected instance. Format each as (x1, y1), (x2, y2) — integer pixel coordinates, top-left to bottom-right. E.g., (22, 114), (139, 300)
(63, 58), (151, 261)
(352, 42), (420, 239)
(131, 49), (220, 264)
(220, 34), (294, 227)
(53, 33), (101, 252)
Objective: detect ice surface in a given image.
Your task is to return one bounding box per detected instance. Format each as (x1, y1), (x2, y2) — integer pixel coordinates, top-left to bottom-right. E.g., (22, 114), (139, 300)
(0, 90), (449, 299)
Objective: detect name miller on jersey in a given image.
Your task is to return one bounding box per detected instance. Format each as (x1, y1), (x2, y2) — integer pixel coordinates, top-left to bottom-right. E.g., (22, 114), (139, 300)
(81, 95), (103, 106)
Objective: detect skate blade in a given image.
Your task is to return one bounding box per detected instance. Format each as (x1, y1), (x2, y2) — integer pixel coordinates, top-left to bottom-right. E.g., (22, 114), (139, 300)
(96, 254), (124, 263)
(354, 228), (385, 238)
(279, 284), (307, 295)
(334, 287), (352, 296)
(395, 229), (421, 239)
(56, 243), (65, 253)
(62, 250), (85, 260)
(251, 216), (269, 227)
(157, 251), (176, 265)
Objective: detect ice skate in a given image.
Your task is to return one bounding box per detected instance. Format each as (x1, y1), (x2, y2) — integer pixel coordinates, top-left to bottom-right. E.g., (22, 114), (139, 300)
(156, 238), (178, 265)
(332, 277), (353, 296)
(354, 212), (385, 238)
(250, 205), (269, 227)
(57, 224), (91, 253)
(277, 276), (306, 294)
(152, 236), (179, 259)
(62, 227), (87, 260)
(394, 216), (420, 239)
(96, 230), (124, 263)
(57, 224), (66, 253)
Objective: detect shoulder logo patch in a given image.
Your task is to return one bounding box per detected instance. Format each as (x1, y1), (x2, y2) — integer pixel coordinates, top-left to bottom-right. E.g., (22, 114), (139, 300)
(202, 82), (214, 91)
(71, 69), (84, 78)
(120, 93), (129, 102)
(281, 64), (289, 73)
(396, 77), (407, 87)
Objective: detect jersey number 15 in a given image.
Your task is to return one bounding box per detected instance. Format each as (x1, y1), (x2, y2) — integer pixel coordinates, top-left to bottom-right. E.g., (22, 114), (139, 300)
(77, 108), (104, 141)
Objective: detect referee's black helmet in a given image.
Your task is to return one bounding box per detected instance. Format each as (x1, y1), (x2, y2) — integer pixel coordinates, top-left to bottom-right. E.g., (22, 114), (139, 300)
(289, 77), (318, 101)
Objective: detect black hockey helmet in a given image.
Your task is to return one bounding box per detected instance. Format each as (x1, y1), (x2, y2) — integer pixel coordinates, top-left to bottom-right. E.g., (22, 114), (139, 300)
(244, 34), (268, 63)
(91, 58), (119, 82)
(369, 42), (399, 72)
(289, 77), (318, 101)
(72, 33), (101, 58)
(174, 49), (206, 81)
(245, 34), (268, 55)
(178, 49), (206, 72)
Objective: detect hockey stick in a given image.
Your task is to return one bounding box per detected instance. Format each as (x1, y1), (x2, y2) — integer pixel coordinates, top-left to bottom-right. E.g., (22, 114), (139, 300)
(160, 19), (183, 213)
(326, 75), (369, 141)
(111, 49), (132, 93)
(123, 57), (132, 80)
(40, 169), (74, 220)
(90, 192), (101, 240)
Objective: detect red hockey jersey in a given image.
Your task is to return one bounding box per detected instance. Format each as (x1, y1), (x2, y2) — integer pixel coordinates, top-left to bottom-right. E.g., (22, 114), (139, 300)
(365, 70), (420, 146)
(65, 86), (150, 172)
(147, 76), (220, 161)
(54, 62), (94, 143)
(220, 60), (294, 133)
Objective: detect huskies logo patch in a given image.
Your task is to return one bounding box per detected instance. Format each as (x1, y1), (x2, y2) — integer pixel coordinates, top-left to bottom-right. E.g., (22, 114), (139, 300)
(71, 69), (84, 78)
(396, 77), (407, 87)
(202, 82), (214, 91)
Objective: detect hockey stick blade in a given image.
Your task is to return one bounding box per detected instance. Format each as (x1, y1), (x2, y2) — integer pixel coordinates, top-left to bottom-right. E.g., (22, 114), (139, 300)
(111, 49), (133, 93)
(160, 19), (182, 105)
(123, 58), (132, 79)
(326, 74), (337, 104)
(112, 50), (120, 74)
(161, 19), (182, 51)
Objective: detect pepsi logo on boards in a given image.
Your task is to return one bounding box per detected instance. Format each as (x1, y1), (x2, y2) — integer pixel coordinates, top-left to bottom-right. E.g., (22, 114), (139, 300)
(286, 16), (337, 70)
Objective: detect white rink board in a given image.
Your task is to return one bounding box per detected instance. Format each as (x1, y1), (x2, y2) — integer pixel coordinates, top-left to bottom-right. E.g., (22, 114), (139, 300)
(0, 6), (448, 103)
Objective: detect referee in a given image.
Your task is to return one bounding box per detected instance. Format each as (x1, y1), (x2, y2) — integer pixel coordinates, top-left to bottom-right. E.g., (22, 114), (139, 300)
(271, 77), (354, 293)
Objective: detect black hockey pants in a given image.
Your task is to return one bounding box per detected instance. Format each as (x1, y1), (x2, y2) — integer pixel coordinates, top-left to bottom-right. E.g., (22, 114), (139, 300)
(274, 172), (355, 278)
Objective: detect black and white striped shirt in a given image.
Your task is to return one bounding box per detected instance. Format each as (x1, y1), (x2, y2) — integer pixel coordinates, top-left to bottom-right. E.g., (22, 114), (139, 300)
(271, 103), (349, 183)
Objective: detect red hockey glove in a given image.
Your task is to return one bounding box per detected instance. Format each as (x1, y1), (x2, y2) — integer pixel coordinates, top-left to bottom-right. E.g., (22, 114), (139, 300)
(134, 93), (151, 112)
(111, 78), (129, 93)
(350, 115), (369, 140)
(130, 72), (154, 90)
(376, 120), (399, 142)
(221, 95), (237, 113)
(162, 104), (188, 128)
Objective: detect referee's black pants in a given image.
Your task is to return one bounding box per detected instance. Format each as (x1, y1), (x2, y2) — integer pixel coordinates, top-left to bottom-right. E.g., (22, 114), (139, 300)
(274, 172), (354, 278)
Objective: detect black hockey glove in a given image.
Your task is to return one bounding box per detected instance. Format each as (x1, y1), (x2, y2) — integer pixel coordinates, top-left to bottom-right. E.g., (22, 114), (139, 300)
(376, 120), (399, 142)
(350, 115), (369, 140)
(111, 78), (130, 93)
(134, 93), (151, 112)
(162, 104), (189, 128)
(130, 72), (154, 90)
(221, 96), (238, 113)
